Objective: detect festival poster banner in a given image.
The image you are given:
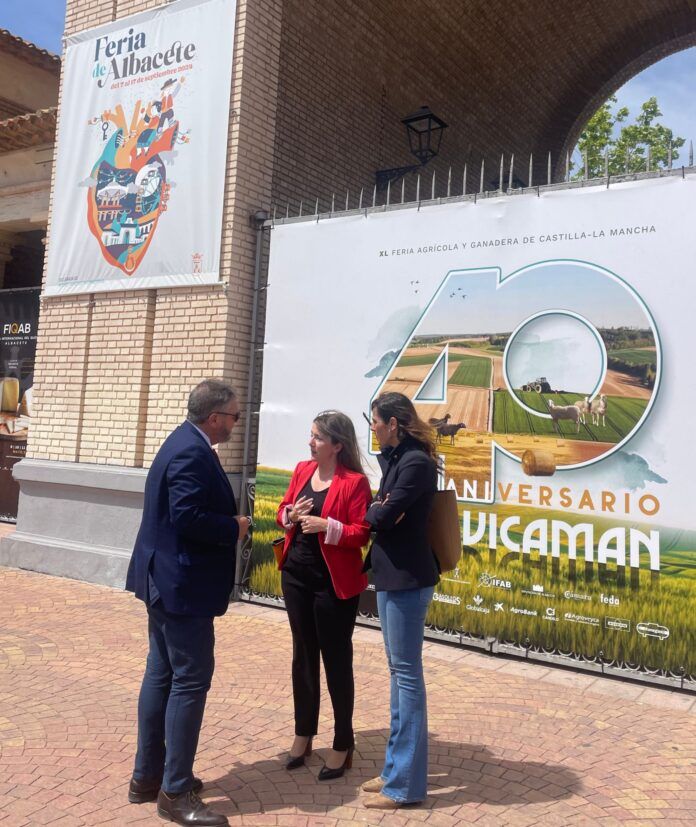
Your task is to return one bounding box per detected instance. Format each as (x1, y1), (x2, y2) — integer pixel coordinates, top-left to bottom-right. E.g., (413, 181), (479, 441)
(251, 174), (696, 677)
(0, 289), (40, 522)
(45, 0), (237, 295)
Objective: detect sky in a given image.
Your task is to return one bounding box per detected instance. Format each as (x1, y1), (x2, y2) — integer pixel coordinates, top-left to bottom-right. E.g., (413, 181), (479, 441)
(418, 264), (649, 336)
(0, 0), (65, 54)
(0, 2), (694, 148)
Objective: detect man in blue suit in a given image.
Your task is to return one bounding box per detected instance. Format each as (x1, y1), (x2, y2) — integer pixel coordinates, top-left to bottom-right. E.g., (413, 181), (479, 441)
(126, 379), (251, 826)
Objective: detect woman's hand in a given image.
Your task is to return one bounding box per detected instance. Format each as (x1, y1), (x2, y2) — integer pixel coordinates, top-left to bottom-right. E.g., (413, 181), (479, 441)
(299, 515), (328, 534)
(289, 496), (313, 523)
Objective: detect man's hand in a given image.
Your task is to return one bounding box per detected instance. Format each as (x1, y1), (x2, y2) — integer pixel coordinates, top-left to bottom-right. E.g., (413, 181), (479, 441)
(299, 515), (328, 534)
(235, 515), (251, 540)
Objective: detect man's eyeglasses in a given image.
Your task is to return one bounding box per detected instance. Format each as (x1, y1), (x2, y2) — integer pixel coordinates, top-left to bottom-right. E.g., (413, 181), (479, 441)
(211, 411), (241, 422)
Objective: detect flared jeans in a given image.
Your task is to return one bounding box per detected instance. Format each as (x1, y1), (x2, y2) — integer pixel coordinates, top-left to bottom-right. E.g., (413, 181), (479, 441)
(376, 586), (434, 803)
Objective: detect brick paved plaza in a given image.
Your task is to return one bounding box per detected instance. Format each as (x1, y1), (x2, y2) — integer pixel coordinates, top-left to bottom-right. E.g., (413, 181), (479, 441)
(1, 564), (695, 827)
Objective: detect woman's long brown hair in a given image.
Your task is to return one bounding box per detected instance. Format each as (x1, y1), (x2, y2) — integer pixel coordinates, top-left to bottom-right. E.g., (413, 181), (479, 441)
(371, 392), (438, 462)
(313, 410), (365, 474)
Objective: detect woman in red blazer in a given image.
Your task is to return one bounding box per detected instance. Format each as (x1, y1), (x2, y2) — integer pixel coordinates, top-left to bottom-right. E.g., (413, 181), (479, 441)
(276, 410), (372, 781)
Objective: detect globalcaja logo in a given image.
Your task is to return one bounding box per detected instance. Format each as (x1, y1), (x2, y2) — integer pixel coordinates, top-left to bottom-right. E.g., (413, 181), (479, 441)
(563, 590), (592, 601)
(465, 594), (489, 614)
(636, 622), (670, 640)
(478, 572), (511, 590)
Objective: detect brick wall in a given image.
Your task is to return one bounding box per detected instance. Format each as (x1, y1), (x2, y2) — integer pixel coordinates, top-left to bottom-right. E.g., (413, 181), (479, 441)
(38, 0), (696, 471)
(29, 0), (282, 469)
(30, 0), (479, 471)
(270, 0), (481, 211)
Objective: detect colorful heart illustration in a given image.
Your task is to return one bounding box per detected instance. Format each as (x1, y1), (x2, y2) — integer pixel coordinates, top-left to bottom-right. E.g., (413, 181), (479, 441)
(86, 79), (187, 275)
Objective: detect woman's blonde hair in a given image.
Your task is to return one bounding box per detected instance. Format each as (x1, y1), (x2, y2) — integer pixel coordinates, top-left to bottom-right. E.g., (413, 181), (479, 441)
(371, 392), (438, 461)
(313, 410), (365, 474)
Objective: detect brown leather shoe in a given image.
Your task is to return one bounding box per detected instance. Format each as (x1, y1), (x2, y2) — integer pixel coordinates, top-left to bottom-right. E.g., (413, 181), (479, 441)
(128, 776), (203, 804)
(157, 789), (227, 825)
(363, 792), (404, 809)
(361, 776), (384, 793)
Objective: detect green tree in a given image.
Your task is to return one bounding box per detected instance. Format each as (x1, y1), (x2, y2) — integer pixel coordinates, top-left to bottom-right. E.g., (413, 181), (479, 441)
(573, 95), (685, 179)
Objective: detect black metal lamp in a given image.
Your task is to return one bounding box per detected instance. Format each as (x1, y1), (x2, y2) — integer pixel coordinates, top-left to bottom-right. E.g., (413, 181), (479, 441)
(403, 106), (448, 164)
(376, 105), (448, 189)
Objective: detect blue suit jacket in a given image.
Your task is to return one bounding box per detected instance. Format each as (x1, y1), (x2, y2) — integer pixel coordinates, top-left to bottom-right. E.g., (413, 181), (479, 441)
(126, 420), (239, 616)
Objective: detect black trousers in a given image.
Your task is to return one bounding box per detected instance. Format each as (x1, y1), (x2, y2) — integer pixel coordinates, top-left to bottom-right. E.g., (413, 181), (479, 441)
(281, 560), (359, 750)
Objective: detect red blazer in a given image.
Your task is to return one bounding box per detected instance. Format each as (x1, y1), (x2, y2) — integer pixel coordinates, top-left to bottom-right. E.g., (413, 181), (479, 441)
(276, 461), (372, 599)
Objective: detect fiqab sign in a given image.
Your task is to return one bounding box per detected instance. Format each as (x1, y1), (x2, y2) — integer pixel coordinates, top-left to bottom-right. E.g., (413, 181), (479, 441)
(251, 174), (696, 678)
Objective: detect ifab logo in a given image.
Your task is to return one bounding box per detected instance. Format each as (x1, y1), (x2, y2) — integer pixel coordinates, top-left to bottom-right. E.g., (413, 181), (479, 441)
(478, 572), (511, 590)
(3, 322), (31, 335)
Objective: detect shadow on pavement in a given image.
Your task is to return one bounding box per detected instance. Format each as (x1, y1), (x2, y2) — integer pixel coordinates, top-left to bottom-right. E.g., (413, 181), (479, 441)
(208, 727), (582, 816)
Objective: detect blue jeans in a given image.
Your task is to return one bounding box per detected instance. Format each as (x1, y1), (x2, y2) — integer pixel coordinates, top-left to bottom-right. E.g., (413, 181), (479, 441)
(133, 604), (215, 794)
(376, 586), (434, 804)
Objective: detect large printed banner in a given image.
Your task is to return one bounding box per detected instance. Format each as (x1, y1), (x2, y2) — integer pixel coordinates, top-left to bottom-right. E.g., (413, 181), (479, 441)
(252, 175), (696, 676)
(0, 289), (39, 522)
(45, 0), (236, 295)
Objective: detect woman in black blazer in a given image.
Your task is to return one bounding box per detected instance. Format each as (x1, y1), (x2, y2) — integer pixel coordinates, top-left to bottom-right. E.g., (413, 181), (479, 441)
(361, 392), (439, 810)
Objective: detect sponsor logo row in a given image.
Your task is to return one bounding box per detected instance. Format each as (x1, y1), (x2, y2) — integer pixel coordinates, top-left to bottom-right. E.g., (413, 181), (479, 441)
(475, 572), (622, 606)
(433, 590), (670, 641)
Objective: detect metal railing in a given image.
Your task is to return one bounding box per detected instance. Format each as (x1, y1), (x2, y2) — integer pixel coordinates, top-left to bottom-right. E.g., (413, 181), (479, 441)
(268, 148), (696, 227)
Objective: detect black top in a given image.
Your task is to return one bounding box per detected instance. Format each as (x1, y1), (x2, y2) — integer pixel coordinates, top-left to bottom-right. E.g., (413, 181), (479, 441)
(287, 478), (330, 570)
(364, 436), (439, 591)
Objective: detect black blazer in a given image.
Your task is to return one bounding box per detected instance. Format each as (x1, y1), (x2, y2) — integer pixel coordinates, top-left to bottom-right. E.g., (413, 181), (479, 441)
(364, 436), (439, 591)
(126, 420), (239, 617)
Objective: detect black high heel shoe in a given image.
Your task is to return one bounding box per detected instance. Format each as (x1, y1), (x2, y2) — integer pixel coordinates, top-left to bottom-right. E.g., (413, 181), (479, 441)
(285, 737), (313, 770)
(318, 746), (354, 781)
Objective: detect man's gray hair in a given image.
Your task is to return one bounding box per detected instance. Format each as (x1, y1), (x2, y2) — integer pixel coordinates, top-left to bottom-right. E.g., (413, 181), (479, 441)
(187, 379), (236, 424)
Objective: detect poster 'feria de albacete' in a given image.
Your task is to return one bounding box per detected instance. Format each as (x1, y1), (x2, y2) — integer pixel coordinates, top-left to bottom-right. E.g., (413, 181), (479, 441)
(45, 0), (236, 295)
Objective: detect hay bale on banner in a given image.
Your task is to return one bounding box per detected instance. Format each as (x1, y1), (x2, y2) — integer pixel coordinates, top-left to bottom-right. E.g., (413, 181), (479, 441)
(522, 449), (556, 477)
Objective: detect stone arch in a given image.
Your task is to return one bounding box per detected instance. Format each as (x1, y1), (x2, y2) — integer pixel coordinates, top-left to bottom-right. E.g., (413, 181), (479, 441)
(557, 32), (696, 178)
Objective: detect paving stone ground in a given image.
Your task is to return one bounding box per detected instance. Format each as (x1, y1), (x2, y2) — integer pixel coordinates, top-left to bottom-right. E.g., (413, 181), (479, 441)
(1, 563), (695, 826)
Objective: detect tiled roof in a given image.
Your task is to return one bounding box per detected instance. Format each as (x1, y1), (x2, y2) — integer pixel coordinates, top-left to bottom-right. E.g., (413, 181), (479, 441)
(0, 107), (57, 154)
(0, 28), (61, 72)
